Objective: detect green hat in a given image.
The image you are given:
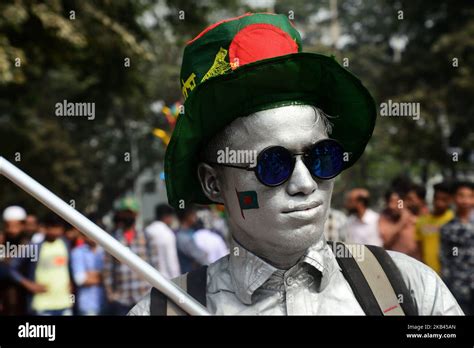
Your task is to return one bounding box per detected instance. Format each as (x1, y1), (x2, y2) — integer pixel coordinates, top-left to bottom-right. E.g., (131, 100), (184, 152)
(116, 197), (140, 213)
(165, 13), (376, 209)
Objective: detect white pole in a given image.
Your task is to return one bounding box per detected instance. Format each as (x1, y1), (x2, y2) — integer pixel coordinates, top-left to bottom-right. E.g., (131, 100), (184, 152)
(0, 156), (209, 316)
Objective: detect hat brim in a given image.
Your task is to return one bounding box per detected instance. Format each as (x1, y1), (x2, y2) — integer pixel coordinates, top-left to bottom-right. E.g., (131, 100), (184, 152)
(165, 52), (376, 208)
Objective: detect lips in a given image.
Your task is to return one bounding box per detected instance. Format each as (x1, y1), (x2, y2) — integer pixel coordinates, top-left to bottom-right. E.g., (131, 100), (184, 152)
(281, 200), (323, 214)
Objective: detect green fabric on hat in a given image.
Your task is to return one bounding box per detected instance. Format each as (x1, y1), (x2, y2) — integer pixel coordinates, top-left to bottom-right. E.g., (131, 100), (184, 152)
(180, 13), (302, 101)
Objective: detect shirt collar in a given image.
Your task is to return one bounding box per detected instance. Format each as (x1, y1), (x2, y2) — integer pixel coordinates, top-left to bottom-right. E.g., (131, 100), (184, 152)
(228, 236), (339, 305)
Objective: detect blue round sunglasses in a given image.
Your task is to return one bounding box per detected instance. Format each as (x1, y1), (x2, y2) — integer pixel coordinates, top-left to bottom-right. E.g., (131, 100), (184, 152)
(206, 138), (345, 187)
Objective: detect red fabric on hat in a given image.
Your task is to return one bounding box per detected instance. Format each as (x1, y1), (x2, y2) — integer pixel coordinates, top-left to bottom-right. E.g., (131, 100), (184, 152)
(186, 13), (253, 45)
(229, 23), (298, 70)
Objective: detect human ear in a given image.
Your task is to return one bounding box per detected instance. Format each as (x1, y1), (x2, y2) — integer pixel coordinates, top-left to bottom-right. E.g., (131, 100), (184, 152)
(197, 162), (224, 204)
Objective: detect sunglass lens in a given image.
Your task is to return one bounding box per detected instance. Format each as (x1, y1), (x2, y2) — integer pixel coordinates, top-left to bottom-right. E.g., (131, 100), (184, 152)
(256, 146), (293, 186)
(308, 140), (344, 179)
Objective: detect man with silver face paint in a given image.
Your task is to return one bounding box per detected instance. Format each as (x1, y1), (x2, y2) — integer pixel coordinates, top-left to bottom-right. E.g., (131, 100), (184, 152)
(129, 13), (463, 315)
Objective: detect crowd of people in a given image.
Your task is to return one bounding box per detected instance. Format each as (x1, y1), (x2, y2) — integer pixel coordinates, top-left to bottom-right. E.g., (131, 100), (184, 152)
(325, 180), (474, 315)
(0, 198), (228, 316)
(0, 179), (472, 315)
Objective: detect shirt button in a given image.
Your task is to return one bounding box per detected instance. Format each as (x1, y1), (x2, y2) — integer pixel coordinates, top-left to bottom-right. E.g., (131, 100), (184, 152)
(285, 277), (294, 286)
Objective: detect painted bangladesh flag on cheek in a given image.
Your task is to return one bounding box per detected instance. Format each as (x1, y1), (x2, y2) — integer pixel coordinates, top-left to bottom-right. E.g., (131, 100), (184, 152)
(236, 189), (259, 219)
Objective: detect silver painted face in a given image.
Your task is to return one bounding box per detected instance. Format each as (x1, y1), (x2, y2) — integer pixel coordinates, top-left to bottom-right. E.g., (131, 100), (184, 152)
(199, 105), (334, 268)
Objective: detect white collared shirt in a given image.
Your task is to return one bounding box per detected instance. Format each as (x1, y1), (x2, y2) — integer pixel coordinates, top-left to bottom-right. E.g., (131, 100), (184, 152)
(128, 237), (463, 315)
(345, 209), (383, 246)
(145, 221), (181, 279)
(193, 229), (229, 264)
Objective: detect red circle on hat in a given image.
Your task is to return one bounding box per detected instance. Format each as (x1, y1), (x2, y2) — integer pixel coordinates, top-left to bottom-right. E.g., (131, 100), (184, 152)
(229, 23), (299, 70)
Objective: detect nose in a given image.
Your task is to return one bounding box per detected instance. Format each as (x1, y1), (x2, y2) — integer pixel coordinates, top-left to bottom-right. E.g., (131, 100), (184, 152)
(286, 156), (317, 196)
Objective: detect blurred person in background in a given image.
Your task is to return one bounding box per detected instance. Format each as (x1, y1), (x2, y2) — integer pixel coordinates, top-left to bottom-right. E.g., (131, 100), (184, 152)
(0, 235), (10, 313)
(176, 205), (208, 273)
(415, 182), (454, 273)
(24, 214), (44, 244)
(440, 181), (474, 314)
(194, 208), (229, 264)
(145, 204), (181, 279)
(1, 206), (28, 245)
(404, 184), (430, 217)
(210, 205), (231, 244)
(379, 190), (417, 257)
(324, 208), (348, 242)
(0, 206), (28, 315)
(65, 223), (83, 248)
(71, 232), (105, 315)
(11, 213), (74, 315)
(196, 206), (229, 243)
(344, 189), (382, 246)
(103, 198), (159, 315)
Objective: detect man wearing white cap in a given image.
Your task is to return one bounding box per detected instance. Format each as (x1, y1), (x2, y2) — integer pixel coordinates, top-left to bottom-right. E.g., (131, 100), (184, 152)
(2, 206), (27, 242)
(0, 205), (28, 314)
